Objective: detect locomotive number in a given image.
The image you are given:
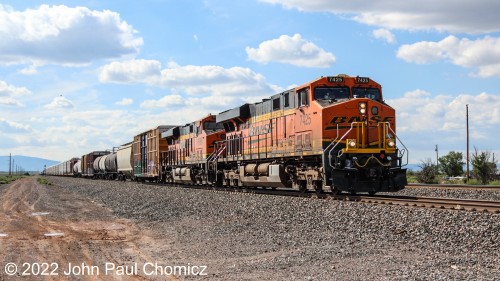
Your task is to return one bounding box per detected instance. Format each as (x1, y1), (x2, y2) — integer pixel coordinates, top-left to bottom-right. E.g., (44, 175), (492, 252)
(355, 77), (370, 83)
(328, 76), (344, 83)
(300, 113), (311, 126)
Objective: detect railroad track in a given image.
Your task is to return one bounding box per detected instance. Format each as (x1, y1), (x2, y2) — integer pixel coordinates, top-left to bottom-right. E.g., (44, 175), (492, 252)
(406, 183), (500, 191)
(355, 195), (500, 213)
(143, 182), (500, 213)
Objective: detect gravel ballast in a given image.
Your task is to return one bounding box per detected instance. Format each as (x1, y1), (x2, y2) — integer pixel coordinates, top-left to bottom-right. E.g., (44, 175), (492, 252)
(48, 177), (499, 280)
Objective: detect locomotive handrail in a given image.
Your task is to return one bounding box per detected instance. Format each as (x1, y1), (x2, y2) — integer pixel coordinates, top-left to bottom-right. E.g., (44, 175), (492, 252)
(326, 122), (360, 168)
(207, 142), (226, 163)
(383, 122), (409, 167)
(324, 124), (341, 154)
(325, 121), (408, 169)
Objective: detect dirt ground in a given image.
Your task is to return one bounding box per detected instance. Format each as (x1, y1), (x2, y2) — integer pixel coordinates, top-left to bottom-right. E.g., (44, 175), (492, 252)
(0, 177), (188, 281)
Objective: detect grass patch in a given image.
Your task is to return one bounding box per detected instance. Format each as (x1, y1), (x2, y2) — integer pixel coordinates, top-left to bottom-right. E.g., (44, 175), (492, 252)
(406, 174), (418, 184)
(489, 180), (500, 186)
(37, 177), (52, 186)
(0, 175), (23, 184)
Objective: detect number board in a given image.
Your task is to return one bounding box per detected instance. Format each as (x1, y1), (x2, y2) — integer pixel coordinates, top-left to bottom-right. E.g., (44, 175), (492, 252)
(355, 77), (370, 83)
(327, 76), (344, 83)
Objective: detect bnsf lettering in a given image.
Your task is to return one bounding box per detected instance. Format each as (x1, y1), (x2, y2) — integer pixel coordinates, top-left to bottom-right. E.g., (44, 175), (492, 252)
(329, 116), (393, 124)
(370, 116), (393, 123)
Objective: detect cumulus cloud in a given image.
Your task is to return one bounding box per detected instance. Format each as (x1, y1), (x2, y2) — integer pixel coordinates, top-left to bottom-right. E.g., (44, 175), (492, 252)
(259, 0), (500, 34)
(0, 97), (23, 106)
(44, 96), (74, 109)
(0, 4), (143, 66)
(115, 98), (133, 106)
(245, 34), (336, 68)
(0, 80), (30, 107)
(99, 59), (161, 84)
(397, 35), (500, 77)
(388, 90), (500, 134)
(100, 60), (282, 97)
(0, 80), (31, 97)
(0, 118), (31, 132)
(141, 94), (241, 114)
(372, 28), (396, 44)
(141, 95), (184, 108)
(386, 90), (500, 161)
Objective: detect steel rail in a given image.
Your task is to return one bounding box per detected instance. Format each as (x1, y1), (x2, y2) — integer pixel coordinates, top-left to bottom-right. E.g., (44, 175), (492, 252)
(136, 181), (500, 213)
(357, 195), (500, 213)
(406, 183), (500, 191)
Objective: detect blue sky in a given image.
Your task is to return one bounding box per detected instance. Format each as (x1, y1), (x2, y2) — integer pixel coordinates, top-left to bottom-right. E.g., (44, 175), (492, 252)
(1, 0), (499, 165)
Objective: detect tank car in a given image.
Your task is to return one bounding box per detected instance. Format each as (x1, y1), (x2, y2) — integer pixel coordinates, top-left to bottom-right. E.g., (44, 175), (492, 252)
(81, 151), (109, 178)
(73, 159), (82, 177)
(104, 153), (118, 180)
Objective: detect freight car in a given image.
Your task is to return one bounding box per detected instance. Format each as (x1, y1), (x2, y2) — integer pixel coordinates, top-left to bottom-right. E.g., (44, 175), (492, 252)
(93, 152), (118, 180)
(44, 157), (79, 176)
(73, 159), (82, 177)
(81, 151), (109, 178)
(133, 126), (176, 182)
(116, 143), (133, 181)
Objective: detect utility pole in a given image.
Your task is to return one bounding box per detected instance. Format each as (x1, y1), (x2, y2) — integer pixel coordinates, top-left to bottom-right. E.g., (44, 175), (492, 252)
(466, 104), (470, 183)
(9, 153), (12, 176)
(435, 144), (439, 173)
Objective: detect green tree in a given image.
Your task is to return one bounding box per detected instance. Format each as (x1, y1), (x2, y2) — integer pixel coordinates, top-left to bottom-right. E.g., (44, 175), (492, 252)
(417, 158), (438, 184)
(471, 147), (497, 185)
(439, 151), (464, 177)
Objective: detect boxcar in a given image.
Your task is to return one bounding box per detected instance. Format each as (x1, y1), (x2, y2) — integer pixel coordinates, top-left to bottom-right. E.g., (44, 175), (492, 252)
(132, 126), (175, 182)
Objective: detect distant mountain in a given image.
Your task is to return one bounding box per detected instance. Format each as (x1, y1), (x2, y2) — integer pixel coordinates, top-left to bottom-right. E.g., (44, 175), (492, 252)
(0, 155), (59, 173)
(405, 163), (421, 171)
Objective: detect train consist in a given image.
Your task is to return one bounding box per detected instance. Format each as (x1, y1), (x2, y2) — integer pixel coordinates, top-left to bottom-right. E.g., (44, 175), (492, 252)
(44, 75), (408, 194)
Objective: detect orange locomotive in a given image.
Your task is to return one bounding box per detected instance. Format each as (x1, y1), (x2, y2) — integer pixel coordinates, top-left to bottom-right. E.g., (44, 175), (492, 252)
(161, 114), (225, 184)
(160, 74), (407, 194)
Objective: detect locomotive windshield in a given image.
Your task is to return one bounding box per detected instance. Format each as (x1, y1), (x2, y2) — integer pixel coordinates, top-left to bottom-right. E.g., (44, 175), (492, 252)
(314, 87), (350, 101)
(352, 87), (382, 101)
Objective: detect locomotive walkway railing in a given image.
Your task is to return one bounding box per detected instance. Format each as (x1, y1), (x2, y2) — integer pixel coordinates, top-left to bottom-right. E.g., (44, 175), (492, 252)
(325, 122), (408, 169)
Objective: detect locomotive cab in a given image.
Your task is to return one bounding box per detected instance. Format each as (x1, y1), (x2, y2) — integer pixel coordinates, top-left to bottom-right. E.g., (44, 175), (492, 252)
(310, 76), (408, 194)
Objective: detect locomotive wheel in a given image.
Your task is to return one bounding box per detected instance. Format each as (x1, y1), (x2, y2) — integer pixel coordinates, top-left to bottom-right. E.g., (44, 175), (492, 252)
(330, 186), (341, 195)
(298, 181), (307, 193)
(314, 181), (323, 195)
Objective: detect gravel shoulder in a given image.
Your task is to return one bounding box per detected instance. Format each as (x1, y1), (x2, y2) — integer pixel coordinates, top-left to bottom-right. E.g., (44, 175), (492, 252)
(37, 177), (500, 281)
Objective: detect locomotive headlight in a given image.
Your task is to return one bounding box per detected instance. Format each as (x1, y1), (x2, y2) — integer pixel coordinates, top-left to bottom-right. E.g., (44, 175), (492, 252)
(387, 139), (395, 148)
(359, 102), (367, 114)
(348, 140), (357, 148)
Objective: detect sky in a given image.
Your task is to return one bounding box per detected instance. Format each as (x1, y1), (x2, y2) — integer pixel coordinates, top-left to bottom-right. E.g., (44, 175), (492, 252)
(0, 0), (499, 166)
